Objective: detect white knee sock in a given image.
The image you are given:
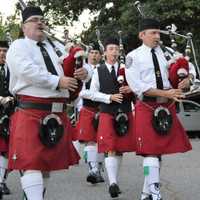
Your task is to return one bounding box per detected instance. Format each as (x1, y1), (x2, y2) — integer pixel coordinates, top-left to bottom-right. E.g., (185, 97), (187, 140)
(97, 153), (104, 163)
(116, 155), (122, 179)
(143, 157), (161, 200)
(105, 156), (118, 185)
(85, 145), (98, 173)
(72, 140), (80, 154)
(141, 176), (150, 200)
(0, 155), (8, 183)
(21, 170), (44, 200)
(43, 172), (50, 197)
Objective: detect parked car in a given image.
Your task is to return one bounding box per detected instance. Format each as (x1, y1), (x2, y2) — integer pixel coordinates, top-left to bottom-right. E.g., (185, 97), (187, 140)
(176, 100), (200, 132)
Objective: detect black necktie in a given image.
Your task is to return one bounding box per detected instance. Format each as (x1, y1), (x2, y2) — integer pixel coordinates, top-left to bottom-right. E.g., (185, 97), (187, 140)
(111, 65), (117, 82)
(151, 49), (163, 89)
(37, 42), (58, 75)
(0, 64), (7, 92)
(0, 64), (5, 78)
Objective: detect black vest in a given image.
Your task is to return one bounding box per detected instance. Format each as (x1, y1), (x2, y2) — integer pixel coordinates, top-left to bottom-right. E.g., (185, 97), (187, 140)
(98, 64), (132, 114)
(0, 64), (10, 97)
(82, 80), (99, 108)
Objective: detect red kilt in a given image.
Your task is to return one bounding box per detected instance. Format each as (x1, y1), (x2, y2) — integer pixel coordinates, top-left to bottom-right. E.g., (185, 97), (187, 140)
(97, 112), (136, 153)
(134, 100), (192, 155)
(71, 126), (79, 141)
(8, 95), (80, 171)
(0, 135), (8, 153)
(76, 106), (98, 142)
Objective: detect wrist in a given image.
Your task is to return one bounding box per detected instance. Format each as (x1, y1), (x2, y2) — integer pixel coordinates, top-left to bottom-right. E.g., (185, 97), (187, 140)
(109, 95), (113, 102)
(57, 77), (62, 90)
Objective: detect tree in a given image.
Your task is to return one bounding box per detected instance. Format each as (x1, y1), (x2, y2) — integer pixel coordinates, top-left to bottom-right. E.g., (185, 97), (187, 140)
(29, 0), (200, 56)
(0, 11), (21, 42)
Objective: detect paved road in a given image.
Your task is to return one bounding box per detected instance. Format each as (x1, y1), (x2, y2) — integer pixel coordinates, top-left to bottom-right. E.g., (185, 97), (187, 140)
(3, 139), (200, 200)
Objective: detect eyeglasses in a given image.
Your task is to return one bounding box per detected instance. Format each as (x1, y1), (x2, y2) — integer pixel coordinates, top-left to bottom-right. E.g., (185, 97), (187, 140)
(24, 17), (46, 24)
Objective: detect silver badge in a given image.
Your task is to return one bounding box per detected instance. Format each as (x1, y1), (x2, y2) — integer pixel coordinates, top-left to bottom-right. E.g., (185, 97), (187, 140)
(125, 56), (133, 68)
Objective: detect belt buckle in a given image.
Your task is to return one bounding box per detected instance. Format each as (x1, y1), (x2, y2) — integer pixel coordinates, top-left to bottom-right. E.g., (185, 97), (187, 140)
(51, 103), (63, 113)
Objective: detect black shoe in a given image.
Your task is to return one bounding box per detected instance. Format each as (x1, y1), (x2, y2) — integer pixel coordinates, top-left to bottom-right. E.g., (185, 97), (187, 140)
(86, 172), (105, 184)
(109, 183), (120, 198)
(143, 196), (152, 200)
(86, 172), (103, 184)
(143, 195), (162, 200)
(1, 183), (11, 195)
(87, 172), (97, 184)
(96, 172), (104, 183)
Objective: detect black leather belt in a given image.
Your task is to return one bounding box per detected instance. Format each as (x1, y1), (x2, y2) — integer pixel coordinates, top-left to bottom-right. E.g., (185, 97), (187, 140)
(142, 96), (157, 102)
(142, 96), (169, 103)
(17, 101), (67, 112)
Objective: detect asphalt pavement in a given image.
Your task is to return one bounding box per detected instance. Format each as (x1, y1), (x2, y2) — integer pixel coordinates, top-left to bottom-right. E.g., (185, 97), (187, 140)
(3, 139), (200, 200)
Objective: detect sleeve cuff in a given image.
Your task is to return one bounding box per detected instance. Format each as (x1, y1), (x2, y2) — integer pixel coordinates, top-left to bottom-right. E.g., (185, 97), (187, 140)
(50, 75), (60, 90)
(105, 94), (111, 104)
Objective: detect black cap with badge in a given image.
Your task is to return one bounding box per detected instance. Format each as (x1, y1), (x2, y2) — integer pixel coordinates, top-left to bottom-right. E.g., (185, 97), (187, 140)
(139, 18), (160, 32)
(89, 42), (101, 52)
(22, 6), (44, 23)
(104, 37), (119, 47)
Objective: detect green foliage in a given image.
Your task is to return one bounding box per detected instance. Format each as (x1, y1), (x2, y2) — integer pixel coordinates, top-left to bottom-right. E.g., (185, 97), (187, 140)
(30, 0), (200, 57)
(0, 11), (20, 41)
(3, 0), (200, 64)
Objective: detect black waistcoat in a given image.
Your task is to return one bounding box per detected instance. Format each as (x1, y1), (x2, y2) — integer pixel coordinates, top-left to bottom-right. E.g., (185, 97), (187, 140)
(97, 64), (132, 114)
(82, 79), (99, 108)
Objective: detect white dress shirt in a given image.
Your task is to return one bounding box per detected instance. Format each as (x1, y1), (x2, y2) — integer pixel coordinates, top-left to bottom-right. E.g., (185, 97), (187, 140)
(89, 62), (119, 104)
(125, 44), (196, 98)
(6, 37), (92, 98)
(79, 63), (99, 99)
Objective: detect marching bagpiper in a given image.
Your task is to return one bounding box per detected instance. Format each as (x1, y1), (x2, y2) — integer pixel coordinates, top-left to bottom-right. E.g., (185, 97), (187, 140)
(125, 18), (194, 200)
(90, 37), (136, 198)
(77, 42), (105, 184)
(6, 6), (91, 200)
(0, 40), (13, 199)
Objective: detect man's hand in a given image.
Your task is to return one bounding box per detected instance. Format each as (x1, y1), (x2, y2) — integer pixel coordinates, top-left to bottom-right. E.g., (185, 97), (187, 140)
(178, 77), (190, 90)
(164, 89), (185, 102)
(74, 68), (88, 80)
(110, 93), (123, 103)
(58, 77), (78, 91)
(119, 86), (132, 94)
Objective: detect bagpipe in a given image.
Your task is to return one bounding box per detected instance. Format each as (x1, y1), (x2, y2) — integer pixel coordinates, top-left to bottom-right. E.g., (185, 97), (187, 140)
(95, 29), (105, 63)
(61, 35), (88, 101)
(117, 30), (135, 102)
(160, 26), (200, 98)
(134, 1), (200, 98)
(41, 31), (89, 101)
(159, 25), (191, 90)
(114, 31), (134, 137)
